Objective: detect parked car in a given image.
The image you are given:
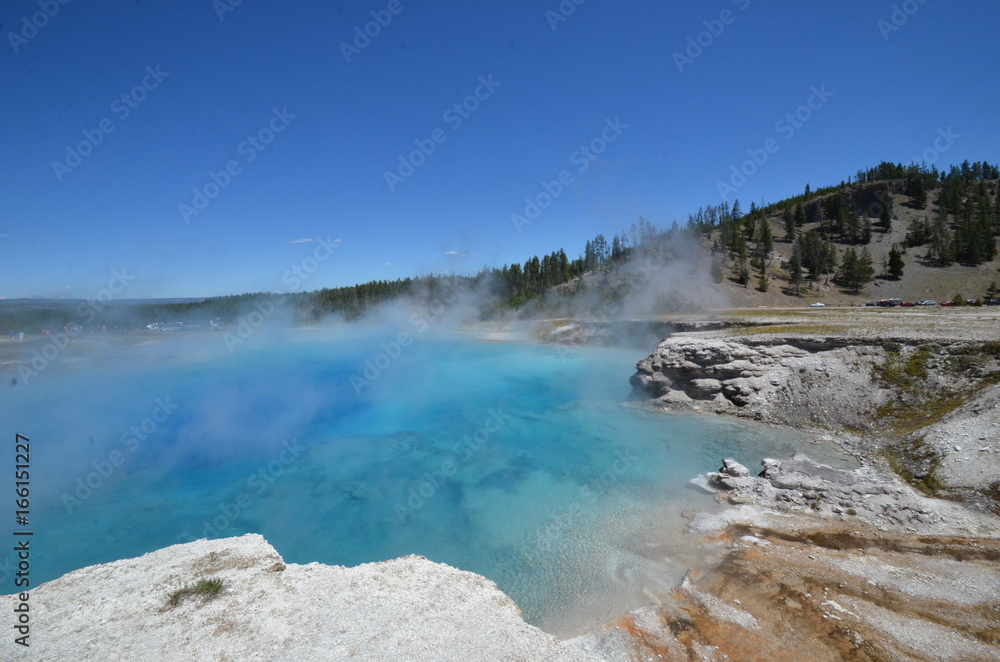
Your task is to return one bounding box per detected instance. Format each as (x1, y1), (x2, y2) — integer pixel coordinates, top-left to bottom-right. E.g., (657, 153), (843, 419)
(865, 301), (878, 307)
(916, 300), (937, 306)
(900, 302), (917, 307)
(809, 302), (825, 307)
(985, 299), (1000, 306)
(939, 301), (954, 306)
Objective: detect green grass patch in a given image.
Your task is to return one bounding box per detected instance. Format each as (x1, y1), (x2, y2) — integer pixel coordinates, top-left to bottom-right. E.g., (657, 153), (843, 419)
(874, 346), (931, 393)
(873, 342), (1000, 491)
(880, 438), (944, 496)
(875, 393), (966, 435)
(872, 343), (997, 434)
(167, 577), (224, 608)
(947, 342), (1000, 379)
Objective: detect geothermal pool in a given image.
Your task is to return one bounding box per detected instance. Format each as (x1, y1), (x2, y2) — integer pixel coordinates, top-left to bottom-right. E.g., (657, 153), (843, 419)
(0, 330), (853, 635)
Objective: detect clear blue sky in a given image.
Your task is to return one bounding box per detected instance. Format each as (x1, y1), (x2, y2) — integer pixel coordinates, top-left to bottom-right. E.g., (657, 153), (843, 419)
(3, 1), (999, 299)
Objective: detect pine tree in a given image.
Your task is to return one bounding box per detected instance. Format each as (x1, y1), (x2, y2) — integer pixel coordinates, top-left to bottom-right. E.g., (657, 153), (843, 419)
(611, 235), (623, 262)
(887, 244), (905, 280)
(593, 234), (608, 264)
(794, 202), (806, 228)
(736, 259), (750, 287)
(878, 205), (892, 233)
(729, 230), (748, 264)
(839, 248), (857, 288)
(838, 247), (875, 293)
(908, 177), (927, 209)
(783, 207), (796, 242)
(789, 249), (804, 296)
(928, 209), (954, 266)
(710, 258), (724, 283)
(758, 217), (774, 257)
(905, 216), (930, 247)
(994, 191), (1000, 235)
(756, 264), (769, 292)
(733, 237), (750, 286)
(860, 218), (873, 245)
(978, 193), (996, 261)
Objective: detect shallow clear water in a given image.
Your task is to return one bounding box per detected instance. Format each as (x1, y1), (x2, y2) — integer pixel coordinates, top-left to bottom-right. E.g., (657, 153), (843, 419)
(0, 331), (854, 635)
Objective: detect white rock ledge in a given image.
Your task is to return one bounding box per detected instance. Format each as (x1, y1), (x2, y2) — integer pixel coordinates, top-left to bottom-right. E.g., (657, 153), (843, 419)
(3, 534), (598, 662)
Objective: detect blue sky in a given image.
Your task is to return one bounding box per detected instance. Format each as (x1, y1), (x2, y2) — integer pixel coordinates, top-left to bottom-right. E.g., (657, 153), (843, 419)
(3, 0), (998, 299)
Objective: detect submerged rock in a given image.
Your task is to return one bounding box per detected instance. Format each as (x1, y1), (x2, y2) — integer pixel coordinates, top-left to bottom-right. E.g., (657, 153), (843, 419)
(719, 457), (750, 478)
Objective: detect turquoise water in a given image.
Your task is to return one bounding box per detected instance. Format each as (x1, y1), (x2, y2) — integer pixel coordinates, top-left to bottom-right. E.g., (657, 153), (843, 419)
(0, 331), (852, 634)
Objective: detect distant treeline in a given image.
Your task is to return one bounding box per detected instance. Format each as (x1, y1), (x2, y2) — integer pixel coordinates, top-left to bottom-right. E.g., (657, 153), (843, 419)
(5, 158), (998, 331)
(136, 217), (673, 325)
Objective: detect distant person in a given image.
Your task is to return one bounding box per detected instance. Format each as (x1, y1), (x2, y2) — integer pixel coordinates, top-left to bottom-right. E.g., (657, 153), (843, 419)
(7, 331), (12, 341)
(18, 332), (24, 342)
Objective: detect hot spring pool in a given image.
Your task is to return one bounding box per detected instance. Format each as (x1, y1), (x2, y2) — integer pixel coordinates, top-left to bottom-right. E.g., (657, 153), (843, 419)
(0, 330), (855, 635)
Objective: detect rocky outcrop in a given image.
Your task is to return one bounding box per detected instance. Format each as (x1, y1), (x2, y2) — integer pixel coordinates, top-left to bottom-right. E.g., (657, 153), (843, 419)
(915, 382), (1000, 493)
(630, 335), (886, 427)
(693, 453), (1000, 538)
(2, 534), (597, 662)
(631, 331), (1000, 508)
(570, 455), (1000, 662)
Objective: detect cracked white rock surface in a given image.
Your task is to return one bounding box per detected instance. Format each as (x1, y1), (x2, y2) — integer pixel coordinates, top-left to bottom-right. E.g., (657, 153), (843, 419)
(2, 534), (598, 662)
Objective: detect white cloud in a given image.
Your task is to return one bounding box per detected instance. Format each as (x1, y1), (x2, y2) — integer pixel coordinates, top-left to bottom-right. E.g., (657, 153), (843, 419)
(288, 238), (314, 244)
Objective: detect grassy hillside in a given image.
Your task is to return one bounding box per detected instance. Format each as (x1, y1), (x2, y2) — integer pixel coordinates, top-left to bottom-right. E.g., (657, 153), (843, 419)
(704, 178), (1000, 308)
